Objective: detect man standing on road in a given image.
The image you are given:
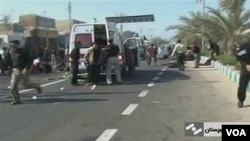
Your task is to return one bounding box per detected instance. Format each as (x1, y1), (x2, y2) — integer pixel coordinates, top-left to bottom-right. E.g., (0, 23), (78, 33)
(171, 39), (186, 71)
(235, 41), (250, 108)
(105, 38), (122, 85)
(85, 41), (102, 87)
(192, 45), (201, 68)
(70, 41), (80, 86)
(5, 40), (42, 105)
(146, 43), (156, 65)
(153, 44), (158, 65)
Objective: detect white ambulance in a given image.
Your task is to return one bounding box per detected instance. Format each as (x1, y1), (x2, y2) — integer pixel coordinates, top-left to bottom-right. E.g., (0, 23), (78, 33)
(68, 22), (126, 75)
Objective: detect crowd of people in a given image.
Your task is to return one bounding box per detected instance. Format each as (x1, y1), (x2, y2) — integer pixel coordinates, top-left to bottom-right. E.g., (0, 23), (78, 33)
(69, 38), (123, 88)
(2, 37), (250, 109)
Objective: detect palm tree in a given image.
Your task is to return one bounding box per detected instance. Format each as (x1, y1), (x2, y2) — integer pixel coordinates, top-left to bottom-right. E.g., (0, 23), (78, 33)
(167, 0), (250, 55)
(166, 11), (204, 46)
(203, 5), (250, 54)
(219, 0), (247, 12)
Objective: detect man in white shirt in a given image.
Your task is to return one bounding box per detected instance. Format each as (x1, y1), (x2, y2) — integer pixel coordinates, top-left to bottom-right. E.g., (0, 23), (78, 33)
(171, 40), (186, 70)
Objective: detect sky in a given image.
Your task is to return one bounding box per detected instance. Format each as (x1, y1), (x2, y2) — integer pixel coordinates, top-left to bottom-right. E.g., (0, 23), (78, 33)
(0, 0), (250, 40)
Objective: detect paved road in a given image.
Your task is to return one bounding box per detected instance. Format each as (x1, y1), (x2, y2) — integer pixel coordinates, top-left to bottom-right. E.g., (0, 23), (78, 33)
(0, 60), (249, 141)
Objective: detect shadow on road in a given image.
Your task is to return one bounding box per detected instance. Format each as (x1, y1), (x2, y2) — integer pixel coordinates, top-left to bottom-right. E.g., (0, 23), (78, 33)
(119, 69), (191, 85)
(0, 98), (108, 104)
(23, 91), (140, 97)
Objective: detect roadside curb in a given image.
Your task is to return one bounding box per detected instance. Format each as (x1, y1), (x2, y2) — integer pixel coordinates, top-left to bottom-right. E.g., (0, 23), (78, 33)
(201, 56), (240, 83)
(200, 56), (250, 94)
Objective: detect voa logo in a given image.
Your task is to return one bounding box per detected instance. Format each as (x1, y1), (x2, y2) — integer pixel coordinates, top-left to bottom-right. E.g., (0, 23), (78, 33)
(226, 129), (246, 136)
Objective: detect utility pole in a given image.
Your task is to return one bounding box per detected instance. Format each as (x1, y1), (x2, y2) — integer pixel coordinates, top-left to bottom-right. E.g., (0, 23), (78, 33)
(119, 13), (126, 33)
(140, 28), (143, 36)
(66, 1), (72, 67)
(68, 1), (72, 33)
(149, 28), (154, 39)
(201, 0), (205, 49)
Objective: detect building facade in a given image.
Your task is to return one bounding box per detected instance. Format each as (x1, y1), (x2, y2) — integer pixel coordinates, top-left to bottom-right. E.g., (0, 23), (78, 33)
(19, 14), (58, 54)
(0, 23), (25, 53)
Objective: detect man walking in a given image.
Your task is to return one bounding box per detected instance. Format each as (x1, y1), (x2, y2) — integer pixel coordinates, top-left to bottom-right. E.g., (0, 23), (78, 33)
(5, 40), (42, 105)
(208, 39), (220, 60)
(70, 41), (80, 85)
(235, 41), (250, 108)
(105, 39), (122, 85)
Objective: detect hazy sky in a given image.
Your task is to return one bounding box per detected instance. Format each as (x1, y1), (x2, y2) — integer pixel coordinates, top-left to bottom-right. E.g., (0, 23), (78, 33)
(1, 0), (249, 39)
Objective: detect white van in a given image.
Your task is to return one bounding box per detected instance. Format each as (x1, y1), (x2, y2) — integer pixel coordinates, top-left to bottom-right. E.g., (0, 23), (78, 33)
(69, 22), (126, 75)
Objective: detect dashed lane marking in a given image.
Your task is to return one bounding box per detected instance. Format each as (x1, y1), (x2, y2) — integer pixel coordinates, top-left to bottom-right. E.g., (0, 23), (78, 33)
(95, 129), (118, 141)
(158, 72), (163, 76)
(138, 90), (149, 97)
(147, 82), (155, 87)
(121, 104), (138, 115)
(153, 76), (159, 81)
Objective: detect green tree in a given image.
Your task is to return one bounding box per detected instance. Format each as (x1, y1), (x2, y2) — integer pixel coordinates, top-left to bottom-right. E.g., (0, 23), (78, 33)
(167, 0), (250, 55)
(166, 11), (204, 46)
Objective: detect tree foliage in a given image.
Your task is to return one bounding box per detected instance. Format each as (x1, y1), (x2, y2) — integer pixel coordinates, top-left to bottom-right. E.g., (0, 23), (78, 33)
(167, 0), (250, 55)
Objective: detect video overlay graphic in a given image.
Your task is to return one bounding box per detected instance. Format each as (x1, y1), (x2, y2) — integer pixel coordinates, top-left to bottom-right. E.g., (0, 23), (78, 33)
(185, 122), (250, 141)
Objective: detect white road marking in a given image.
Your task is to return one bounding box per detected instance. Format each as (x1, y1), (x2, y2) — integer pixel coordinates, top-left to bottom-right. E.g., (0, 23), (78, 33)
(138, 90), (149, 97)
(161, 68), (167, 71)
(41, 79), (65, 87)
(153, 76), (159, 81)
(158, 72), (163, 76)
(0, 79), (66, 99)
(91, 84), (97, 90)
(121, 104), (138, 115)
(95, 129), (118, 141)
(54, 103), (58, 105)
(147, 82), (155, 87)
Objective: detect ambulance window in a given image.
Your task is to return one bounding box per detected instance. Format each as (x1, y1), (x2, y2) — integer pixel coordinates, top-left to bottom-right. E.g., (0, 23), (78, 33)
(75, 34), (92, 48)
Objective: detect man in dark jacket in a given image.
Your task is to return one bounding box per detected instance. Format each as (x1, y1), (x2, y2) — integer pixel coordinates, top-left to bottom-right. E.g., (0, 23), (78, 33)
(235, 41), (250, 108)
(192, 45), (201, 68)
(70, 41), (80, 85)
(208, 39), (220, 60)
(5, 40), (42, 105)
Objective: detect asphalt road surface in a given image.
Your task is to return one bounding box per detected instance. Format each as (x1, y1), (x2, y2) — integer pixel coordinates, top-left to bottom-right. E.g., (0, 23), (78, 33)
(0, 60), (249, 141)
